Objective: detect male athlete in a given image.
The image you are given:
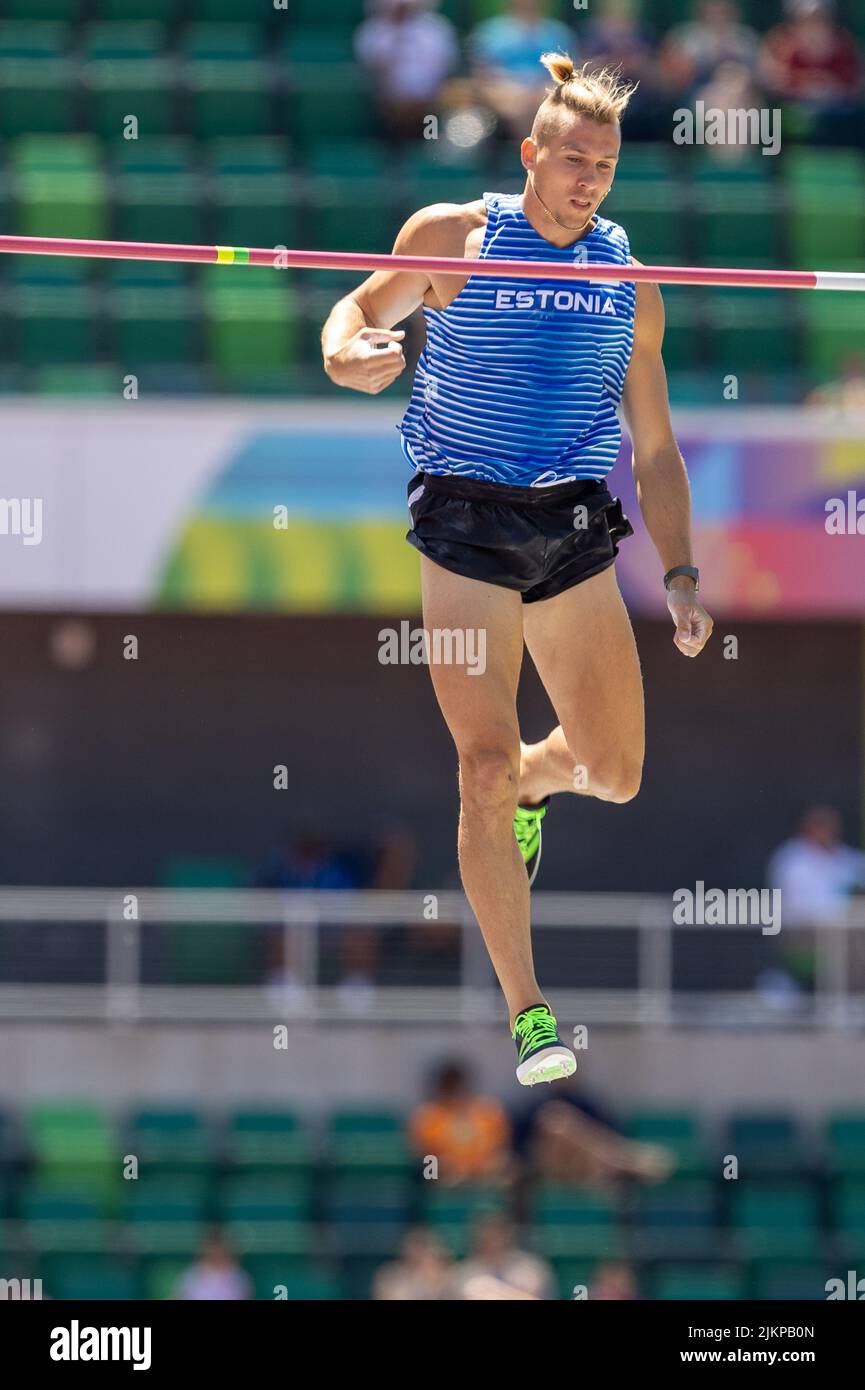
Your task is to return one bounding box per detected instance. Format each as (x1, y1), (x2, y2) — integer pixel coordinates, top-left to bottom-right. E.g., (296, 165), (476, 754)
(321, 55), (713, 1085)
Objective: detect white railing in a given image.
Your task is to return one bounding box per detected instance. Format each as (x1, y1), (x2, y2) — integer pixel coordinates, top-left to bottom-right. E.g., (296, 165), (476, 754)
(0, 888), (862, 1029)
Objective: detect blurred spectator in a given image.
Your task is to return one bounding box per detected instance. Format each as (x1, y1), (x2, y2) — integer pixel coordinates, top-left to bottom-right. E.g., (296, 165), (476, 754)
(511, 1072), (675, 1189)
(760, 0), (863, 144)
(409, 1059), (511, 1184)
(589, 1258), (639, 1299)
(580, 0), (666, 140)
(692, 59), (769, 164)
(659, 0), (760, 97)
(175, 1234), (252, 1300)
(765, 805), (865, 992)
(468, 0), (577, 143)
(355, 0), (461, 144)
(805, 353), (865, 413)
(373, 1227), (453, 1298)
(447, 1212), (554, 1299)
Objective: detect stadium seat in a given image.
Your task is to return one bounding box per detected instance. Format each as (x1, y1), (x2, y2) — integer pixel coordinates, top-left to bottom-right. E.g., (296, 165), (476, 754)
(530, 1187), (624, 1260)
(94, 0), (178, 18)
(5, 0), (82, 16)
(11, 133), (108, 241)
(804, 293), (865, 380)
(306, 141), (388, 179)
(826, 1111), (865, 1177)
(726, 1111), (810, 1175)
(281, 27), (356, 65)
(181, 26), (272, 139)
(203, 277), (302, 390)
(704, 290), (800, 375)
(243, 1254), (342, 1301)
(327, 1108), (411, 1174)
(112, 137), (206, 245)
(324, 1172), (411, 1244)
(26, 1102), (116, 1180)
(127, 1108), (212, 1176)
(290, 66), (373, 142)
(751, 1260), (831, 1301)
(219, 1175), (312, 1224)
(209, 159), (302, 250)
(831, 1178), (865, 1258)
(632, 1180), (720, 1260)
(108, 268), (199, 371)
(82, 22), (167, 59)
(729, 1181), (823, 1260)
(0, 22), (74, 136)
(122, 1176), (209, 1224)
(225, 1109), (315, 1174)
(650, 1262), (747, 1300)
(293, 0), (365, 25)
(625, 1108), (706, 1177)
(40, 1253), (139, 1301)
(309, 176), (396, 254)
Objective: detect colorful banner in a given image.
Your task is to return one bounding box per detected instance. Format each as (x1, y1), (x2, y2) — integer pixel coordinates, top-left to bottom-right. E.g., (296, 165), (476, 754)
(0, 402), (862, 616)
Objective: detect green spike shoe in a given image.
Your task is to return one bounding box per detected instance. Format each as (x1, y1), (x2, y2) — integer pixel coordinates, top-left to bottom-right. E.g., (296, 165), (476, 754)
(512, 1002), (577, 1086)
(513, 797), (550, 886)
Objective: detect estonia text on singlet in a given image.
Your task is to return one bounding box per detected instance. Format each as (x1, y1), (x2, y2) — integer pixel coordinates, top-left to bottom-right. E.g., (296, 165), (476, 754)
(396, 191), (637, 487)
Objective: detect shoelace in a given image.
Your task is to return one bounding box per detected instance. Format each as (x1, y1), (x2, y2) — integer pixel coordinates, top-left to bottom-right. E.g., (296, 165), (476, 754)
(514, 1007), (558, 1051)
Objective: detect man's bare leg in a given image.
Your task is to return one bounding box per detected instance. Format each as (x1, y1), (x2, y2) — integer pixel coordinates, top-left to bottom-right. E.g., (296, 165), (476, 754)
(519, 565), (645, 808)
(419, 556), (542, 1028)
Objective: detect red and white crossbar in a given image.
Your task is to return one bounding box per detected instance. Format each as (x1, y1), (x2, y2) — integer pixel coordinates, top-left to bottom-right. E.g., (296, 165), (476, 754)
(0, 234), (862, 290)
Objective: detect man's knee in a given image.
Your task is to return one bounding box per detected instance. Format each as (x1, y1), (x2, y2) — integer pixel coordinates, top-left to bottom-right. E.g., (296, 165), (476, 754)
(458, 745), (520, 812)
(580, 753), (642, 804)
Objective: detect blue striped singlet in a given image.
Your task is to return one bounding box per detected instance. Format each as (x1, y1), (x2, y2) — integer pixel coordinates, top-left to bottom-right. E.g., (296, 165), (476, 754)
(396, 191), (636, 488)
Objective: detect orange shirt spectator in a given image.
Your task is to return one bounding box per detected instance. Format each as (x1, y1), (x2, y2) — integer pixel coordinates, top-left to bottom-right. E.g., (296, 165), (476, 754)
(409, 1060), (510, 1182)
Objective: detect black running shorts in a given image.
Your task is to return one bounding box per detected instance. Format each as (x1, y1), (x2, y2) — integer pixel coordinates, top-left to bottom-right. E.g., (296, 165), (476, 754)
(405, 470), (633, 603)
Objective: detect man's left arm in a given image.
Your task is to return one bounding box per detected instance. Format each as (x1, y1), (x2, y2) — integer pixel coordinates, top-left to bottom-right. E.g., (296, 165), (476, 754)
(620, 270), (713, 658)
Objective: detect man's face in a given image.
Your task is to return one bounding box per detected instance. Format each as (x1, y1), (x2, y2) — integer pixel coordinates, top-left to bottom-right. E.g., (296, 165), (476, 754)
(524, 115), (621, 229)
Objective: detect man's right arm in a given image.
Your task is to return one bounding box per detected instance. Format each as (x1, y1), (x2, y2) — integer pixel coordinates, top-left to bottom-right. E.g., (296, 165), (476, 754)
(320, 203), (458, 394)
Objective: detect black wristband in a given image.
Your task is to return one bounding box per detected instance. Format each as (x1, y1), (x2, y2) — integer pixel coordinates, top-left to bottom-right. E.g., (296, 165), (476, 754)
(664, 565), (700, 591)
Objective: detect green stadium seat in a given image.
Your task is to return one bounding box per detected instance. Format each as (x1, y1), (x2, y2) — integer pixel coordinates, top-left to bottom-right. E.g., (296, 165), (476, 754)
(26, 1102), (116, 1176)
(657, 288), (708, 375)
(309, 177), (396, 254)
(625, 1108), (706, 1178)
(203, 277), (302, 390)
(704, 290), (799, 375)
(141, 1256), (190, 1299)
(282, 27), (356, 65)
(220, 1219), (315, 1255)
(182, 23), (263, 61)
(0, 21), (71, 57)
(30, 366), (118, 396)
(226, 1110), (315, 1174)
(40, 1253), (139, 1300)
(327, 1109), (411, 1174)
(832, 1179), (865, 1257)
(325, 1174), (411, 1256)
(804, 289), (865, 382)
(210, 166), (302, 251)
(95, 0), (178, 17)
(730, 1181), (823, 1260)
(11, 133), (108, 241)
(751, 1260), (830, 1300)
(693, 170), (782, 268)
(220, 1175), (312, 1223)
(726, 1111), (810, 1175)
(113, 147), (205, 243)
(5, 0), (82, 16)
(549, 1258), (604, 1301)
(86, 58), (177, 139)
(190, 0), (263, 18)
(184, 64), (274, 139)
(293, 0), (365, 24)
(605, 182), (686, 263)
(784, 154), (865, 268)
(290, 66), (373, 142)
(155, 855), (257, 983)
(108, 278), (199, 370)
(531, 1187), (623, 1259)
(650, 1262), (747, 1300)
(128, 1109), (212, 1176)
(18, 1181), (107, 1221)
(243, 1255), (341, 1301)
(122, 1177), (209, 1224)
(632, 1180), (720, 1260)
(826, 1112), (865, 1177)
(306, 141), (388, 179)
(126, 1222), (206, 1259)
(0, 37), (74, 135)
(82, 22), (167, 59)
